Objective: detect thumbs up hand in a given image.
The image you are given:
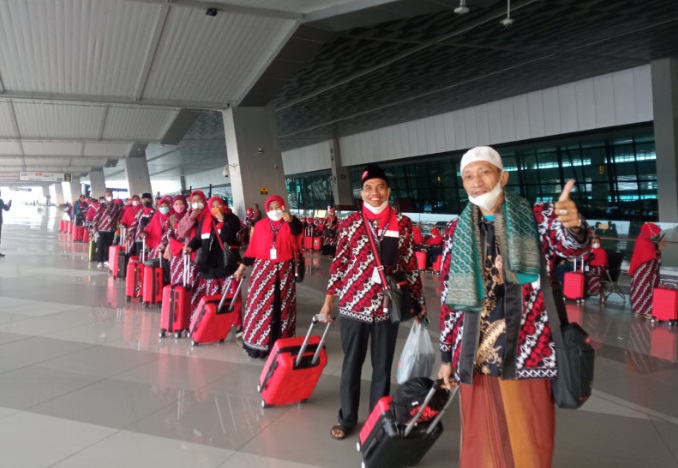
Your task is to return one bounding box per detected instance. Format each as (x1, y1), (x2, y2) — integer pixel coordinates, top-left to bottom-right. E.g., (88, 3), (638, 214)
(554, 180), (581, 230)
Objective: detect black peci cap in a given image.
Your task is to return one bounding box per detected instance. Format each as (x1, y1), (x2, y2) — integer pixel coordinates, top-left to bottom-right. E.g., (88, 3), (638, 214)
(361, 164), (389, 187)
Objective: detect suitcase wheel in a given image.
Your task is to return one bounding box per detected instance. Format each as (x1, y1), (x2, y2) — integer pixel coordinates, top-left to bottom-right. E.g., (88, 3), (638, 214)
(159, 330), (166, 338)
(218, 338), (226, 343)
(174, 331), (182, 339)
(256, 384), (261, 393)
(191, 340), (198, 347)
(260, 400), (268, 409)
(125, 296), (131, 302)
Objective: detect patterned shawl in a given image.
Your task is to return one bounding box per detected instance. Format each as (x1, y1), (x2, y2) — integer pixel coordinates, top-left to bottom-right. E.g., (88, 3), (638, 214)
(445, 190), (540, 312)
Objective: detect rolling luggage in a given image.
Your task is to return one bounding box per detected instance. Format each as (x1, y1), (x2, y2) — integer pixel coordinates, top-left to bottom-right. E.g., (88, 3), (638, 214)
(59, 220), (66, 232)
(108, 245), (122, 275)
(651, 285), (678, 325)
(313, 237), (322, 251)
(189, 277), (243, 346)
(358, 380), (457, 468)
(142, 258), (163, 307)
(303, 227), (314, 250)
(563, 258), (585, 303)
(431, 256), (441, 274)
(415, 251), (426, 271)
(74, 226), (84, 242)
(83, 229), (90, 243)
(257, 315), (333, 408)
(160, 255), (191, 338)
(125, 239), (145, 302)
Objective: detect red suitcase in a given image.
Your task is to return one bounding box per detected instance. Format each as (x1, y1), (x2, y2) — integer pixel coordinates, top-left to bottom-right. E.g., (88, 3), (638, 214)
(59, 220), (66, 232)
(303, 236), (313, 250)
(313, 237), (322, 251)
(83, 229), (90, 243)
(160, 256), (191, 338)
(563, 258), (585, 303)
(415, 251), (426, 271)
(651, 286), (678, 325)
(74, 226), (84, 242)
(189, 277), (243, 346)
(432, 256), (441, 273)
(358, 381), (457, 468)
(142, 259), (163, 307)
(108, 245), (122, 274)
(125, 256), (143, 301)
(258, 315), (332, 408)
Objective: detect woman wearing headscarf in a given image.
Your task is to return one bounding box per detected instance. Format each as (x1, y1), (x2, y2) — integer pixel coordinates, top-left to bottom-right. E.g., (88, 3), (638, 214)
(233, 195), (303, 358)
(584, 236), (609, 301)
(322, 207), (339, 256)
(127, 193), (155, 257)
(144, 196), (173, 260)
(424, 227), (443, 268)
(164, 195), (191, 285)
(184, 196), (242, 318)
(119, 195), (142, 252)
(629, 222), (665, 316)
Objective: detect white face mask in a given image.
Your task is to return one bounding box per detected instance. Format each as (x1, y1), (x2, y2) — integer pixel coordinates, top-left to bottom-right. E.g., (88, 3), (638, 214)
(267, 209), (284, 222)
(468, 181), (503, 212)
(363, 200), (389, 215)
(159, 207), (170, 215)
(132, 201), (140, 207)
(592, 243), (600, 249)
(192, 202), (204, 210)
(106, 196), (113, 202)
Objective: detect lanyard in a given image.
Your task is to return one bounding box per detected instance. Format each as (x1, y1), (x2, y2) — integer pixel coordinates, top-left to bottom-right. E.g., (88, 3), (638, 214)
(269, 220), (283, 246)
(362, 212), (390, 291)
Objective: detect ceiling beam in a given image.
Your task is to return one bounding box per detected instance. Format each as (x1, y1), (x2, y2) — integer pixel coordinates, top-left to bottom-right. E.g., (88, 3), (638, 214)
(0, 92), (229, 112)
(98, 105), (110, 141)
(7, 101), (25, 171)
(135, 4), (171, 102)
(303, 0), (400, 23)
(122, 0), (302, 20)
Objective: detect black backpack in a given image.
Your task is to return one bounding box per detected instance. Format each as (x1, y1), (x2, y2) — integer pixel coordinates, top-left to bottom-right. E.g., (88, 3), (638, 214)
(391, 378), (448, 425)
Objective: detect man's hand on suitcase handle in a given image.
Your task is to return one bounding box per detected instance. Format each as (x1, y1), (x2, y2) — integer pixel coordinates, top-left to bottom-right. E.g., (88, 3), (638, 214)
(438, 363), (459, 390)
(319, 295), (335, 322)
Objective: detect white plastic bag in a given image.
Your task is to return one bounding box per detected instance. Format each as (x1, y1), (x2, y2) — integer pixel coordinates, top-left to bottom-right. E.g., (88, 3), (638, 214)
(396, 321), (435, 384)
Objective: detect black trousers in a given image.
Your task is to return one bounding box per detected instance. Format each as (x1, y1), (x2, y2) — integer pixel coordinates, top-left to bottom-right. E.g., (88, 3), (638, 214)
(338, 317), (399, 429)
(96, 230), (115, 263)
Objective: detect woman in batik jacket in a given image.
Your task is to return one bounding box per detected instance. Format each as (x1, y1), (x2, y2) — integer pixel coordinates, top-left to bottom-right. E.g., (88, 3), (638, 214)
(438, 146), (590, 468)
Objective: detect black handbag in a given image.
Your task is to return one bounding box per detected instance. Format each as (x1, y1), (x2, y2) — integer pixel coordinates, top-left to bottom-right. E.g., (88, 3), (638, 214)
(295, 251), (305, 283)
(214, 223), (241, 276)
(540, 256), (595, 409)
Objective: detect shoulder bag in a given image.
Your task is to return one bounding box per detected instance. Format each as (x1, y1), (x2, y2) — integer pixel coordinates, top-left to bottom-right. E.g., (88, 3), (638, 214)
(540, 251), (595, 409)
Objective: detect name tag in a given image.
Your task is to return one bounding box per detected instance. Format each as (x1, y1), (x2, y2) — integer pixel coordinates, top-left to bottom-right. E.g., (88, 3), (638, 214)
(201, 233), (210, 239)
(270, 248), (277, 260)
(372, 267), (382, 284)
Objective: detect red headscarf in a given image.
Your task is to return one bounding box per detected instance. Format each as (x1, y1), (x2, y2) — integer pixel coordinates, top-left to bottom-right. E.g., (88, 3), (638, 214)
(245, 195), (298, 262)
(628, 223), (662, 276)
(143, 196), (172, 249)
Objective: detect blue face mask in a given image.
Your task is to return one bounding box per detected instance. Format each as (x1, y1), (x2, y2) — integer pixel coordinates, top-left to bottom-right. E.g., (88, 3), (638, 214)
(159, 207), (170, 215)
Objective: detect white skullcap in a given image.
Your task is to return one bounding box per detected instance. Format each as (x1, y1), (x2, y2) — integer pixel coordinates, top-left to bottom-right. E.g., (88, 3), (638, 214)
(460, 146), (503, 173)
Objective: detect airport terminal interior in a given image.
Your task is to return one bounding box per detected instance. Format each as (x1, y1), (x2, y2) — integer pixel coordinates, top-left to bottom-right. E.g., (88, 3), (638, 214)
(1, 0), (678, 467)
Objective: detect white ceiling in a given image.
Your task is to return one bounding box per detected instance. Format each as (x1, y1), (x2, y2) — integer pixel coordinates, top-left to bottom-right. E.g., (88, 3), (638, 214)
(0, 0), (369, 181)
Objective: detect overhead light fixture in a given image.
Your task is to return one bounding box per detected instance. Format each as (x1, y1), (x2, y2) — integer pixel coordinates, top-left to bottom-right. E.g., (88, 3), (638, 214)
(454, 0), (469, 15)
(205, 8), (218, 17)
(500, 0), (514, 26)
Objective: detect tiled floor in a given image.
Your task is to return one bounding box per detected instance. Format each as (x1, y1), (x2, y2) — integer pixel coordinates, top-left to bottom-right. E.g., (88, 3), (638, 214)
(0, 206), (677, 467)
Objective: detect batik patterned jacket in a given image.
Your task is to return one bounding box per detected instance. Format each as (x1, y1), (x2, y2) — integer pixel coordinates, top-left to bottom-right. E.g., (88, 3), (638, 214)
(439, 202), (590, 384)
(327, 211), (425, 323)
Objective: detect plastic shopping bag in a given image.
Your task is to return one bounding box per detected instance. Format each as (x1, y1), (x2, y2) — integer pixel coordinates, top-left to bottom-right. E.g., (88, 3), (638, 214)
(396, 321), (435, 384)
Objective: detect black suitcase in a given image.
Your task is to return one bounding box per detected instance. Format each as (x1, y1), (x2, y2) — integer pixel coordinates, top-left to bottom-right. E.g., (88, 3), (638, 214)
(357, 381), (457, 468)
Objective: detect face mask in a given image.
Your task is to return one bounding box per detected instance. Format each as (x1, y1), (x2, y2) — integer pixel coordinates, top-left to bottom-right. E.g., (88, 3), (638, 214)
(468, 181), (503, 212)
(132, 201), (140, 207)
(267, 209), (284, 222)
(106, 196), (112, 202)
(363, 200), (389, 215)
(174, 204), (186, 213)
(159, 207), (170, 215)
(142, 201), (152, 208)
(99, 200), (106, 205)
(192, 202), (204, 210)
(592, 243), (600, 249)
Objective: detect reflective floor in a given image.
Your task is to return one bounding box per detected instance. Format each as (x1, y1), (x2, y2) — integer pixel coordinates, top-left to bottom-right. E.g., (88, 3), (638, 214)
(0, 206), (677, 468)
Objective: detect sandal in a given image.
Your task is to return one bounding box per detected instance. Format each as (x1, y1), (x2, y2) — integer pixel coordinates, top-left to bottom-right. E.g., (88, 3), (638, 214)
(330, 423), (351, 440)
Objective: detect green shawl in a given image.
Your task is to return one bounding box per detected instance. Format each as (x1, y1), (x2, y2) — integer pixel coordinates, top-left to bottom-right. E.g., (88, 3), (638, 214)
(445, 190), (540, 312)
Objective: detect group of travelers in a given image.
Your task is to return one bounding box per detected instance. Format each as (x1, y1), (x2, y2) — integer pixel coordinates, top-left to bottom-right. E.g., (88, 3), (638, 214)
(52, 144), (668, 468)
(300, 210), (339, 256)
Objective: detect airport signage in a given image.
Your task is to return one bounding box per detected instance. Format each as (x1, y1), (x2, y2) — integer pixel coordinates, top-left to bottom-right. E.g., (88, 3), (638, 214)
(19, 171), (69, 182)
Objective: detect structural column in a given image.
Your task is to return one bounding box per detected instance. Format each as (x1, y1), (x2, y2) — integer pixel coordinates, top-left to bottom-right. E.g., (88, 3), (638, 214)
(329, 137), (354, 207)
(89, 168), (107, 199)
(125, 144), (153, 197)
(222, 107), (287, 219)
(66, 177), (81, 203)
(53, 183), (65, 205)
(41, 185), (51, 204)
(651, 57), (678, 222)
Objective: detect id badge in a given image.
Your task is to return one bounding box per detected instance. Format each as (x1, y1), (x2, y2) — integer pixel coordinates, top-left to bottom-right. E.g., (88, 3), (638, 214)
(372, 267), (382, 284)
(270, 248), (277, 260)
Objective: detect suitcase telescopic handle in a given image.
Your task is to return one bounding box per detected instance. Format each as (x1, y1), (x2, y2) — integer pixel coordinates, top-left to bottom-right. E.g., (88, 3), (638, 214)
(183, 253), (189, 287)
(295, 314), (335, 368)
(403, 382), (459, 438)
(141, 236), (146, 263)
(217, 276), (234, 311)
